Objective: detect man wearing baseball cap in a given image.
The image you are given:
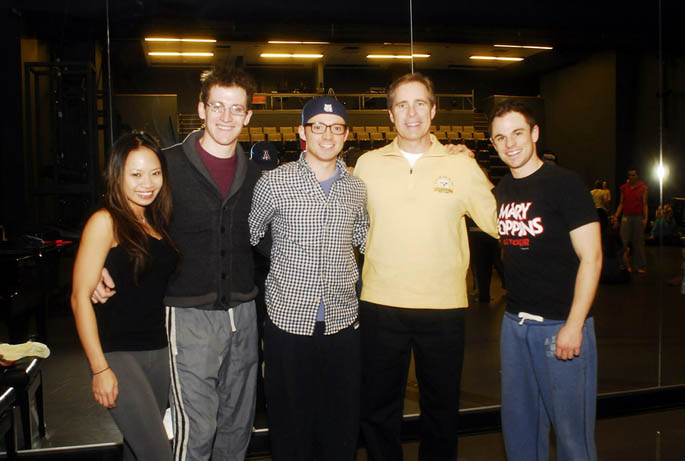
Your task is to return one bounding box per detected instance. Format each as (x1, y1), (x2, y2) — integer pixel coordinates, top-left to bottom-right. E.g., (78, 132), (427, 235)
(249, 141), (280, 171)
(249, 96), (369, 460)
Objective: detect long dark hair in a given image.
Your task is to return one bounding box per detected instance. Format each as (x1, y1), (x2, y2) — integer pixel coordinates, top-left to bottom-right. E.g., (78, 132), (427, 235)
(104, 132), (177, 282)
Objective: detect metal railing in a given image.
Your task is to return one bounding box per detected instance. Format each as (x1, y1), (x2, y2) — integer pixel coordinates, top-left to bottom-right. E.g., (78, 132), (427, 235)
(249, 90), (474, 112)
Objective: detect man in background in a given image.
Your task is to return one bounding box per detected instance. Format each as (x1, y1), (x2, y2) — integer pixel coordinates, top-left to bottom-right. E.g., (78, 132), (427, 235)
(614, 168), (649, 274)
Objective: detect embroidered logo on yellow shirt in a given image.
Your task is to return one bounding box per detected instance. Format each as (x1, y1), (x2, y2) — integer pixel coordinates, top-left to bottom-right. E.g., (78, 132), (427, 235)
(433, 176), (453, 193)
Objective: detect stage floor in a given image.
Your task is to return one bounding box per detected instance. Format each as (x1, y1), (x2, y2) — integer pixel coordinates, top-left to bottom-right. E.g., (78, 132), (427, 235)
(2, 245), (683, 459)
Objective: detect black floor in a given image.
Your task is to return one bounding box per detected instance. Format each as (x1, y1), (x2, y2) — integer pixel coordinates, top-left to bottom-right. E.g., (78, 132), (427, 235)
(1, 245), (684, 460)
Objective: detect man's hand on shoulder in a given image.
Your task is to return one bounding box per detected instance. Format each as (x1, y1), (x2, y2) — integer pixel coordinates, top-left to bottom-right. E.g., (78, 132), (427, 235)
(445, 143), (475, 159)
(91, 267), (116, 304)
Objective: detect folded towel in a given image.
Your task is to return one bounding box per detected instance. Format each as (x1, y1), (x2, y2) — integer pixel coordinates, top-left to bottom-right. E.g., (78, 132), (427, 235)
(0, 341), (51, 361)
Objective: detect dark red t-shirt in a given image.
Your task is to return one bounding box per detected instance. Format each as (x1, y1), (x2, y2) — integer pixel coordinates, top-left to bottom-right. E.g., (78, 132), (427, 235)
(196, 140), (237, 199)
(619, 180), (647, 216)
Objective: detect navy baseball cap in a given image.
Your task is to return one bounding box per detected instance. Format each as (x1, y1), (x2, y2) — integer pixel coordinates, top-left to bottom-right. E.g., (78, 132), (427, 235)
(301, 96), (348, 125)
(250, 141), (280, 170)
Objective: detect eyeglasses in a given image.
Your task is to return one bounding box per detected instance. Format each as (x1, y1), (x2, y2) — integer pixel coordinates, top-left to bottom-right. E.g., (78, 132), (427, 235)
(205, 102), (248, 116)
(304, 122), (347, 135)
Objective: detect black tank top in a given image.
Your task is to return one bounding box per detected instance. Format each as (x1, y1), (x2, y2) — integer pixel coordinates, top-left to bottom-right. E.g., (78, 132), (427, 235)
(96, 238), (176, 352)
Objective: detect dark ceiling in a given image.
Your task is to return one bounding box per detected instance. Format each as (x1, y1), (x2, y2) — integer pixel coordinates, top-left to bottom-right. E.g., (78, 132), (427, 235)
(7, 0), (681, 79)
(11, 0), (674, 45)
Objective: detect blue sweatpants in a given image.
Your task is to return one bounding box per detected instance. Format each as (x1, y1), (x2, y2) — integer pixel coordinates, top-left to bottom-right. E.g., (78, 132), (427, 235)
(500, 311), (597, 461)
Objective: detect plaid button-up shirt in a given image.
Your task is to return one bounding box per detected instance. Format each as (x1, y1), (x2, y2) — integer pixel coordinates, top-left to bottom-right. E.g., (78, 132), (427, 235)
(249, 154), (369, 335)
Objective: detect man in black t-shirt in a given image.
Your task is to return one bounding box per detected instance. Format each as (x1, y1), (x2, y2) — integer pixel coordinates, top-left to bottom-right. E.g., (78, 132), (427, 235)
(490, 100), (602, 461)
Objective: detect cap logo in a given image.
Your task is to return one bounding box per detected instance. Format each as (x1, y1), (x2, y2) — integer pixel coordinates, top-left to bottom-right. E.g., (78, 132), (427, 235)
(261, 150), (271, 161)
(324, 103), (333, 113)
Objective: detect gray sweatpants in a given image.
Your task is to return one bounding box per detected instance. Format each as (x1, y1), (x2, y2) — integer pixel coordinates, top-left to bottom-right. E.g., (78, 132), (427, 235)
(167, 302), (258, 461)
(620, 214), (647, 271)
(105, 347), (172, 461)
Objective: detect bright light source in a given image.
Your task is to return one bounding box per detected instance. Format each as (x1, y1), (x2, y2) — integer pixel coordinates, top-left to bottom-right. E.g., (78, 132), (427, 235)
(367, 54), (430, 59)
(145, 37), (216, 43)
(470, 56), (524, 61)
(494, 44), (553, 50)
(655, 162), (669, 181)
(260, 53), (324, 58)
(148, 52), (214, 56)
(268, 40), (330, 45)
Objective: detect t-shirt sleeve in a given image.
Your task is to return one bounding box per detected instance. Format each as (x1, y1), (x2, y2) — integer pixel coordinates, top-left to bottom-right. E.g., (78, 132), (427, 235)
(557, 169), (598, 232)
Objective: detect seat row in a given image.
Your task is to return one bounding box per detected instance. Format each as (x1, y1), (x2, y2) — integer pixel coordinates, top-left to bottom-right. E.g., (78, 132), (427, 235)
(237, 129), (486, 145)
(179, 119), (487, 140)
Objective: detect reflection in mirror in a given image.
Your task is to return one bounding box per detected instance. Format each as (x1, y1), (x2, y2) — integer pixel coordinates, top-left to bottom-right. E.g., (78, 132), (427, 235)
(2, 0), (684, 457)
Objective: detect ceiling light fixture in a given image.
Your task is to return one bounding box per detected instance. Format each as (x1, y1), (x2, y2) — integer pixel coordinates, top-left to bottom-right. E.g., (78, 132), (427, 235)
(494, 44), (553, 50)
(470, 56), (524, 61)
(267, 40), (330, 45)
(148, 52), (214, 56)
(261, 53), (324, 58)
(367, 54), (430, 59)
(145, 37), (217, 43)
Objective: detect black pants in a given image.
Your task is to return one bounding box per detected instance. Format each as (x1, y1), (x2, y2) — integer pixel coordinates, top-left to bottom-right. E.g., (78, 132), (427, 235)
(264, 316), (361, 461)
(360, 301), (465, 461)
(469, 231), (502, 301)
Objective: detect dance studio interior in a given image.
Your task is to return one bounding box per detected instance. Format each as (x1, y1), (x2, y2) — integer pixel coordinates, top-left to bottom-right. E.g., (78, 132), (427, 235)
(0, 1), (683, 459)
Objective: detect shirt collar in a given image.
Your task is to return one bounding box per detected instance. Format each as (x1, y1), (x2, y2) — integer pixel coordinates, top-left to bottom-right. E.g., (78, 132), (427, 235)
(296, 151), (349, 181)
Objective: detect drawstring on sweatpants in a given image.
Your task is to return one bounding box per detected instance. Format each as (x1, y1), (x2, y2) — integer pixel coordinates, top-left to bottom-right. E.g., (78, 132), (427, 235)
(228, 307), (237, 332)
(518, 312), (544, 325)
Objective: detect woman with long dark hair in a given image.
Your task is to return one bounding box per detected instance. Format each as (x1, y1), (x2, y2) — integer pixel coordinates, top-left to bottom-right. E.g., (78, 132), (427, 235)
(71, 132), (177, 460)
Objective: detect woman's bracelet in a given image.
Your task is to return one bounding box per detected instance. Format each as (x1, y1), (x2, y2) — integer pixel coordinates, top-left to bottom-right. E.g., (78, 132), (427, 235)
(93, 366), (110, 376)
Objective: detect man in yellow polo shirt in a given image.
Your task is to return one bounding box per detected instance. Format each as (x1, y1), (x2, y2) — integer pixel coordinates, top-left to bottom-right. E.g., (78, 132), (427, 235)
(354, 72), (498, 460)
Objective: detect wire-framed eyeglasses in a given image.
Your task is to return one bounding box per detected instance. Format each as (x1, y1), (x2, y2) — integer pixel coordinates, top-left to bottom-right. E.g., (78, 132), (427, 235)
(205, 102), (248, 116)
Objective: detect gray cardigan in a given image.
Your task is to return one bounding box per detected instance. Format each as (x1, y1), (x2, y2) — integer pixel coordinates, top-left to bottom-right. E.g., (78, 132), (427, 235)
(163, 130), (261, 310)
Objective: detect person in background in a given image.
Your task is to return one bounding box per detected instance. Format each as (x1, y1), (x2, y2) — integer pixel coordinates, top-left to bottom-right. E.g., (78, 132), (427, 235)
(649, 203), (679, 245)
(248, 140), (279, 414)
(614, 168), (648, 275)
(591, 179), (611, 221)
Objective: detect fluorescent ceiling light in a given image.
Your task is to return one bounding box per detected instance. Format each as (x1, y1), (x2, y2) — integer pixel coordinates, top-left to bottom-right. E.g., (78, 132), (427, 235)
(145, 37), (216, 43)
(470, 56), (524, 61)
(268, 40), (330, 45)
(148, 52), (214, 56)
(367, 54), (430, 59)
(494, 44), (553, 50)
(260, 53), (324, 58)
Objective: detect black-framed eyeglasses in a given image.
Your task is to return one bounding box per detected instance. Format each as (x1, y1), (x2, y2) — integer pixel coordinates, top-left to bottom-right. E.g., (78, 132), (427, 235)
(304, 122), (347, 135)
(205, 102), (248, 116)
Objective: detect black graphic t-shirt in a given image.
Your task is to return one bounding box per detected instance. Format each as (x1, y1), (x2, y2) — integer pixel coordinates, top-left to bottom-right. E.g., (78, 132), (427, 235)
(494, 163), (597, 320)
